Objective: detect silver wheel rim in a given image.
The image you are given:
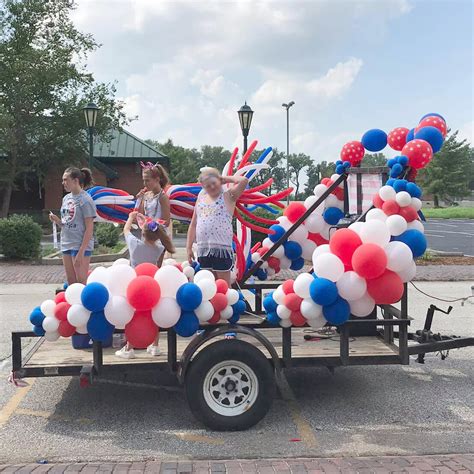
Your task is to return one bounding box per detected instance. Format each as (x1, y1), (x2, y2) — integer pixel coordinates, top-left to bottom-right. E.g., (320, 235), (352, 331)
(203, 360), (259, 417)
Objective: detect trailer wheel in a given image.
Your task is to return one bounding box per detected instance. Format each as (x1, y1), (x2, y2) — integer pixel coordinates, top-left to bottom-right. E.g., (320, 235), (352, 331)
(185, 339), (275, 431)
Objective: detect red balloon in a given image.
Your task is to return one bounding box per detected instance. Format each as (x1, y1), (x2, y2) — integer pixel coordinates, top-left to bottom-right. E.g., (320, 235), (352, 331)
(54, 301), (71, 321)
(340, 141), (365, 166)
(257, 246), (269, 256)
(58, 320), (76, 337)
(127, 276), (161, 311)
(215, 279), (229, 294)
(283, 293), (302, 311)
(321, 178), (331, 186)
(210, 293), (227, 312)
(367, 270), (404, 304)
(373, 194), (384, 209)
(308, 232), (328, 245)
(174, 263), (183, 272)
(55, 292), (66, 304)
(416, 116), (447, 138)
(352, 243), (387, 280)
(208, 312), (221, 325)
(267, 256), (280, 270)
(387, 127), (409, 151)
(329, 228), (362, 266)
(135, 262), (158, 278)
(401, 139), (433, 169)
(333, 187), (344, 201)
(282, 279), (294, 295)
(284, 202), (307, 223)
(125, 311), (158, 349)
(399, 206), (418, 222)
(382, 200), (400, 216)
(290, 311), (306, 327)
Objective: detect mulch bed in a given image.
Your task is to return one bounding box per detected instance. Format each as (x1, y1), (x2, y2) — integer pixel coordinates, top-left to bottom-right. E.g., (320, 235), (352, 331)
(417, 256), (474, 266)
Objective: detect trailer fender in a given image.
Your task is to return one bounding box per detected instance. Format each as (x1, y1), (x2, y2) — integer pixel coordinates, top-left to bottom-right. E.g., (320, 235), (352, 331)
(177, 325), (282, 384)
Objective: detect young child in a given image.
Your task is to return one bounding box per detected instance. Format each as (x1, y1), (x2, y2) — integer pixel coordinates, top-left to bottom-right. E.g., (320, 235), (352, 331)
(49, 167), (96, 285)
(115, 210), (164, 359)
(186, 167), (248, 284)
(136, 162), (174, 265)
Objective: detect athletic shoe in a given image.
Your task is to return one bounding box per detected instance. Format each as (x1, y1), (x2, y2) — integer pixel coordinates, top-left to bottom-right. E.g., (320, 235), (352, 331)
(147, 345), (161, 356)
(115, 346), (135, 359)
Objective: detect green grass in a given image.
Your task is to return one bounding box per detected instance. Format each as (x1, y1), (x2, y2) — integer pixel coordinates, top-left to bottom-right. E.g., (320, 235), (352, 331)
(423, 207), (474, 219)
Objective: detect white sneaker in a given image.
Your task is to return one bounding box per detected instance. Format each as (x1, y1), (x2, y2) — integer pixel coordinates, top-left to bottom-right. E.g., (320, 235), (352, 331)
(115, 346), (135, 359)
(147, 345), (161, 356)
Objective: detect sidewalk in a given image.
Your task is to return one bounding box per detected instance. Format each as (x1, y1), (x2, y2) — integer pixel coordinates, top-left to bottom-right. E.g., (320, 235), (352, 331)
(1, 455), (473, 473)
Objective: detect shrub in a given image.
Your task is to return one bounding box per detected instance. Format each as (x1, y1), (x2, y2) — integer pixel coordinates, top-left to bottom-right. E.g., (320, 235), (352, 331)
(95, 222), (120, 248)
(0, 214), (42, 259)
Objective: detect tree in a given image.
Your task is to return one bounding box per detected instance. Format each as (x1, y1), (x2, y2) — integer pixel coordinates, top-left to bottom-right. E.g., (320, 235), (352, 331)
(362, 153), (387, 167)
(0, 0), (127, 217)
(304, 161), (336, 198)
(418, 131), (473, 207)
(287, 153), (312, 199)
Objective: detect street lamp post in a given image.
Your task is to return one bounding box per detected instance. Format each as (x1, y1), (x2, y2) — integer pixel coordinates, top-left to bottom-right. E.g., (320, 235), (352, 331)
(282, 101), (295, 204)
(238, 102), (254, 154)
(83, 102), (99, 170)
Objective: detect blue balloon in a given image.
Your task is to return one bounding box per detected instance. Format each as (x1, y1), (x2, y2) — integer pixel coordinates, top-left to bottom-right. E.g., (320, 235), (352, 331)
(81, 282), (109, 312)
(361, 129), (387, 152)
(263, 295), (278, 313)
(406, 128), (415, 142)
(336, 160), (342, 166)
(323, 207), (344, 225)
(398, 155), (409, 166)
(406, 182), (422, 198)
(63, 282), (69, 290)
(268, 224), (286, 243)
(33, 325), (45, 337)
(323, 297), (350, 325)
(393, 179), (408, 193)
(238, 291), (245, 301)
(256, 268), (268, 281)
(343, 161), (351, 168)
(266, 312), (281, 325)
(174, 311), (199, 337)
(87, 311), (114, 342)
(228, 313), (240, 324)
(387, 158), (397, 168)
(29, 307), (45, 327)
(415, 126), (444, 153)
(290, 257), (305, 271)
(284, 241), (302, 260)
(419, 112), (445, 123)
(176, 283), (202, 311)
(386, 178), (395, 187)
(390, 163), (403, 178)
(335, 164), (345, 175)
(393, 230), (427, 258)
(190, 261), (198, 269)
(310, 278), (338, 306)
(232, 299), (246, 315)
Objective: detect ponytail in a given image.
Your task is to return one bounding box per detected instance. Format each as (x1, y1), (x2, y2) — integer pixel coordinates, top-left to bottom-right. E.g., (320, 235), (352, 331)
(64, 166), (95, 189)
(142, 163), (170, 189)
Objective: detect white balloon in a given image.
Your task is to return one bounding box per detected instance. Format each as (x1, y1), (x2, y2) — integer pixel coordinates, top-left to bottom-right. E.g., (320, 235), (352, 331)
(193, 269), (215, 284)
(65, 283), (85, 305)
(277, 216), (292, 230)
(396, 191), (412, 207)
(280, 256), (291, 270)
(366, 208), (387, 222)
(276, 304), (291, 320)
(273, 286), (285, 305)
(251, 253), (260, 263)
(301, 240), (317, 261)
(163, 258), (177, 266)
(183, 266), (195, 279)
(272, 246), (285, 259)
(87, 266), (109, 286)
(289, 225), (308, 243)
(196, 278), (217, 301)
(307, 314), (326, 329)
(113, 258), (130, 266)
(360, 220), (391, 247)
(40, 300), (56, 318)
(349, 222), (364, 235)
(304, 195), (318, 209)
(294, 273), (314, 299)
(152, 297), (181, 328)
(335, 199), (345, 211)
(104, 295), (134, 329)
(313, 184), (328, 197)
(44, 330), (60, 342)
(107, 264), (136, 297)
(280, 318), (292, 328)
(43, 316), (59, 332)
(312, 244), (330, 260)
(267, 268), (276, 277)
(385, 241), (413, 272)
(408, 220), (425, 233)
(411, 197), (422, 211)
(331, 173), (343, 184)
(313, 253), (344, 282)
(386, 214), (407, 236)
(67, 304), (91, 327)
(349, 293), (376, 317)
(320, 223), (332, 240)
(336, 271), (367, 301)
(155, 265), (188, 297)
(226, 289), (239, 305)
(75, 325), (88, 334)
(221, 305), (233, 320)
(182, 260), (190, 268)
(305, 214), (325, 233)
(262, 238), (273, 248)
(379, 185), (396, 201)
(193, 301), (213, 322)
(300, 298), (323, 319)
(325, 194), (340, 208)
(397, 260), (417, 282)
(261, 261), (269, 270)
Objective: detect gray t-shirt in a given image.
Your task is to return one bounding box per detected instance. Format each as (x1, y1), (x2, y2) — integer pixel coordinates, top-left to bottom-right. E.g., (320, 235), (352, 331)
(125, 233), (164, 268)
(60, 190), (96, 252)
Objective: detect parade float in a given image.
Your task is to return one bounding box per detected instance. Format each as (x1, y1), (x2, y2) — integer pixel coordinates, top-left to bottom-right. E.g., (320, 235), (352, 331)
(12, 113), (474, 431)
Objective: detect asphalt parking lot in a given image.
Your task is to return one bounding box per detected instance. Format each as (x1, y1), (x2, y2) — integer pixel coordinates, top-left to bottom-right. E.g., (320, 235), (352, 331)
(1, 282), (473, 464)
(424, 219), (474, 256)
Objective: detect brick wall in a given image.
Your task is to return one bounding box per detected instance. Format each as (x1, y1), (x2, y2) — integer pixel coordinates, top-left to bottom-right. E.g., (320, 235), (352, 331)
(109, 162), (143, 195)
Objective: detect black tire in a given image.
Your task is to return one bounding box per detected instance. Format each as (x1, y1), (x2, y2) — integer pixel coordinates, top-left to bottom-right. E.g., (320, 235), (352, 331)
(185, 339), (275, 431)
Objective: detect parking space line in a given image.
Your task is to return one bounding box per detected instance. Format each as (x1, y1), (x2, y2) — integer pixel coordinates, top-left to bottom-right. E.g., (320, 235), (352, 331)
(0, 378), (35, 427)
(14, 408), (93, 424)
(174, 432), (224, 445)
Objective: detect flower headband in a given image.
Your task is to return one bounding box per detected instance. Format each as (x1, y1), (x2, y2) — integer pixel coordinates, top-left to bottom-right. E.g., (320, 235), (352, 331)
(136, 213), (165, 231)
(140, 161), (158, 170)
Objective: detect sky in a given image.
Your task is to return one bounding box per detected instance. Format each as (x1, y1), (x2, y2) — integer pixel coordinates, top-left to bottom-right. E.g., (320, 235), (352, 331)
(72, 0), (474, 163)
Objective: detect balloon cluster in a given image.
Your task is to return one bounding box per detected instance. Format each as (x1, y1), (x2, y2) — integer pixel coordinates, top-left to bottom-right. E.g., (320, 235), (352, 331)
(249, 174), (345, 280)
(86, 186), (135, 224)
(29, 260), (246, 344)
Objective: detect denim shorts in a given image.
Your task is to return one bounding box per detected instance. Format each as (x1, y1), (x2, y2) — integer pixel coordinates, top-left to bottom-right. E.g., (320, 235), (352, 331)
(62, 250), (93, 257)
(198, 255), (233, 271)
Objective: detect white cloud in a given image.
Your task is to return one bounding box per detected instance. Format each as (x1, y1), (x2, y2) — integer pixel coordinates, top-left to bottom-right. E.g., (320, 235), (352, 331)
(458, 121), (474, 145)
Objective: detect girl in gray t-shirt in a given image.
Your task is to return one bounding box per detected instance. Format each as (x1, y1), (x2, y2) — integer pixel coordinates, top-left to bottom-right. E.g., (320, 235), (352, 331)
(49, 167), (96, 285)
